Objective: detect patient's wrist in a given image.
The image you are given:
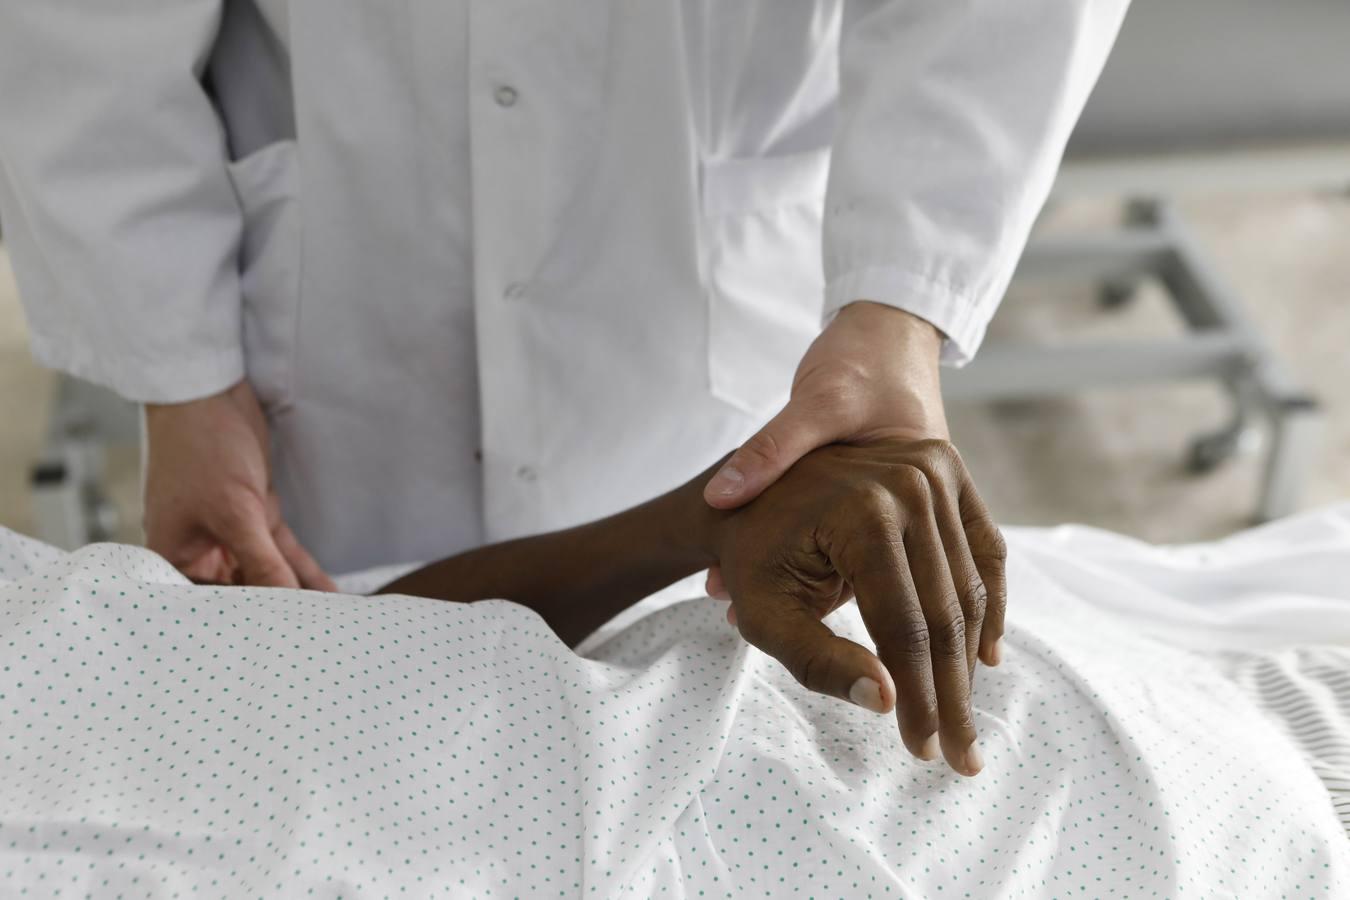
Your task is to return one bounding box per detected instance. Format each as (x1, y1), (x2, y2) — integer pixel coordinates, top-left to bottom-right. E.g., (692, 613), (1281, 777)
(664, 460), (731, 566)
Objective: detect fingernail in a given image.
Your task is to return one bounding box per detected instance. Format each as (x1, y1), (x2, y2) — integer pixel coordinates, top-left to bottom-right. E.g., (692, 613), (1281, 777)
(918, 732), (940, 761)
(990, 637), (1004, 666)
(711, 588), (732, 602)
(708, 465), (745, 497)
(848, 677), (886, 714)
(963, 743), (984, 776)
(726, 606), (738, 627)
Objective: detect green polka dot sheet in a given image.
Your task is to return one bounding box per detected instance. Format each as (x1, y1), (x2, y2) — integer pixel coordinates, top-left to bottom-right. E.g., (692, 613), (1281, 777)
(3, 506), (1350, 898)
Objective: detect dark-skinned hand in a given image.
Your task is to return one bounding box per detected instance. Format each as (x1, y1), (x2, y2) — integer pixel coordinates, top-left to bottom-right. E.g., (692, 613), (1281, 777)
(706, 438), (1006, 776)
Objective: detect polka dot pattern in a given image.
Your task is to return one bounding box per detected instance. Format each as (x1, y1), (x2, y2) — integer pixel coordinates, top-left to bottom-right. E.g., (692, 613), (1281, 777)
(1, 531), (1346, 897)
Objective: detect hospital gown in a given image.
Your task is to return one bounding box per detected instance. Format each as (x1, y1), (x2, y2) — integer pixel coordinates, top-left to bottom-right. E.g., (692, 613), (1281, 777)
(1, 512), (1348, 897)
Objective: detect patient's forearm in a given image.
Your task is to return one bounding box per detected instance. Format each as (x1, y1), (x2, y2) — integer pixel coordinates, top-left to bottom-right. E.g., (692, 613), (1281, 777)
(377, 464), (723, 646)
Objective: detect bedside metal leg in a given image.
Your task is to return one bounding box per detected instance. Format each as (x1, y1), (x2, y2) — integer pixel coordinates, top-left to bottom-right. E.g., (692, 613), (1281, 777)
(1258, 394), (1322, 522)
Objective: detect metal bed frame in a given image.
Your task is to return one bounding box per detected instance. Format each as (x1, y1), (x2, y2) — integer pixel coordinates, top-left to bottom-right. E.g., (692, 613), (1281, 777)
(28, 376), (137, 548)
(943, 193), (1325, 522)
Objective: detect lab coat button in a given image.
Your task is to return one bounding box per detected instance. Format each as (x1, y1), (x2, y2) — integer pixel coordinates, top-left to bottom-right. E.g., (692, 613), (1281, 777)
(494, 85), (518, 107)
(516, 465), (537, 483)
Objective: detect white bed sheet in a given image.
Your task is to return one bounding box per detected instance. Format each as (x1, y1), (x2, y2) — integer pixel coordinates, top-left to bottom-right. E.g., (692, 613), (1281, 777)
(2, 508), (1349, 897)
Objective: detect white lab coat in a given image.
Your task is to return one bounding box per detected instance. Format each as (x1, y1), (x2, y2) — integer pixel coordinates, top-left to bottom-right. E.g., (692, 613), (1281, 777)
(0, 1), (1128, 572)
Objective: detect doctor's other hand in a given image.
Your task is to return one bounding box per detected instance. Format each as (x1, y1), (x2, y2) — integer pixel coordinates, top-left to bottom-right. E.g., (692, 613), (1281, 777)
(706, 437), (1006, 778)
(143, 380), (336, 591)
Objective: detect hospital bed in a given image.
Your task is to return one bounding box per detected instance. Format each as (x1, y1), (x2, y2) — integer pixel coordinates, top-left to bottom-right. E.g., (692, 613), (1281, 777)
(2, 506), (1349, 895)
(945, 0), (1350, 522)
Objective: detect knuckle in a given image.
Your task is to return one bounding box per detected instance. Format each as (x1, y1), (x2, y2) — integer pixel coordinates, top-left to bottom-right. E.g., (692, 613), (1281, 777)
(837, 528), (904, 578)
(891, 619), (932, 663)
(789, 644), (830, 692)
(240, 554), (287, 585)
(258, 561), (290, 583)
(892, 465), (931, 502)
(738, 430), (784, 468)
(217, 491), (261, 530)
(850, 480), (895, 521)
(917, 437), (961, 470)
(834, 492), (900, 570)
(930, 615), (967, 658)
(977, 527), (1009, 563)
(959, 571), (988, 616)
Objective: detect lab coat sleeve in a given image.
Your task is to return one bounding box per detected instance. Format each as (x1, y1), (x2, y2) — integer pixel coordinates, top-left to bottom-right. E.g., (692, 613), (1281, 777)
(0, 1), (247, 403)
(823, 0), (1130, 365)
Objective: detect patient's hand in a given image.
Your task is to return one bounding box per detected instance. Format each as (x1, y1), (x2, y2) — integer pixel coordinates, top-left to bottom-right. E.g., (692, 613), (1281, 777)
(709, 438), (1006, 776)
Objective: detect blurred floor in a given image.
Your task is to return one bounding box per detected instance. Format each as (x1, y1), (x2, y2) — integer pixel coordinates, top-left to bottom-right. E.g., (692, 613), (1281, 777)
(0, 191), (1347, 547)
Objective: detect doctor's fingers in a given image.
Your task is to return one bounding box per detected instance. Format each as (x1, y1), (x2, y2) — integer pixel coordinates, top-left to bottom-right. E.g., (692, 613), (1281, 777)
(734, 589), (896, 717)
(177, 545), (238, 587)
(703, 399), (840, 510)
(273, 521), (338, 592)
(213, 494), (302, 590)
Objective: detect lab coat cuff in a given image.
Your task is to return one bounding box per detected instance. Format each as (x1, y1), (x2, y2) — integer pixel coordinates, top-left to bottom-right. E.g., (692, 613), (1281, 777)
(823, 266), (992, 368)
(26, 330), (247, 405)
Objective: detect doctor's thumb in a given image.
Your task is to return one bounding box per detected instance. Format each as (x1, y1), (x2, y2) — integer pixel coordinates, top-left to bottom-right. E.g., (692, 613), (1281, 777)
(704, 403), (837, 509)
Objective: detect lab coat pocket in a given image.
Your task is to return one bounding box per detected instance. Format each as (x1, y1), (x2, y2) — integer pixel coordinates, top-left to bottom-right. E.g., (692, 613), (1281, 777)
(227, 139), (302, 415)
(703, 148), (829, 419)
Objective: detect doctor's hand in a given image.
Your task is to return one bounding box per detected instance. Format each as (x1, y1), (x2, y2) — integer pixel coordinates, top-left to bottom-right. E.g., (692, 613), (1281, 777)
(707, 437), (1006, 777)
(143, 380), (336, 591)
(705, 301), (951, 508)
